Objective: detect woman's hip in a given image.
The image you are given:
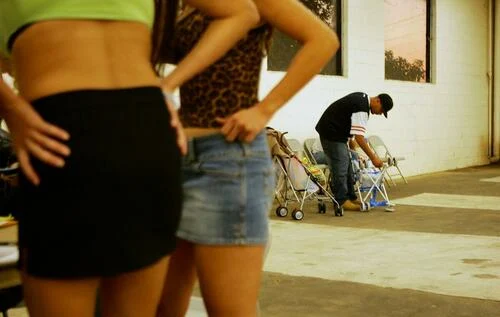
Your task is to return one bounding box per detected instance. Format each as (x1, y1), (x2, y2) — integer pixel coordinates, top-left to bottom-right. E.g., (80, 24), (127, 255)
(178, 132), (275, 245)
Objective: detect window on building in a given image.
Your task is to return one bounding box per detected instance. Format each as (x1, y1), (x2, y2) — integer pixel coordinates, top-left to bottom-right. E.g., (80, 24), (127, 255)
(384, 0), (431, 82)
(267, 0), (342, 76)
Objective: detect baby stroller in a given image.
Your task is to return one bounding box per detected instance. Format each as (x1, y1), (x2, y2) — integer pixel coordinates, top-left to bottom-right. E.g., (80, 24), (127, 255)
(266, 127), (343, 220)
(349, 148), (395, 212)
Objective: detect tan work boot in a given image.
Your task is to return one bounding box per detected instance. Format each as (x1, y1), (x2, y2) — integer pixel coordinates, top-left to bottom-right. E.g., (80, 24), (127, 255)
(350, 198), (362, 205)
(341, 200), (361, 211)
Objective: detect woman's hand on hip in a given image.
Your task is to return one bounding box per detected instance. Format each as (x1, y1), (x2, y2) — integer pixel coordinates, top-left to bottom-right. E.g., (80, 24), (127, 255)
(4, 99), (70, 185)
(216, 104), (272, 143)
(163, 92), (187, 155)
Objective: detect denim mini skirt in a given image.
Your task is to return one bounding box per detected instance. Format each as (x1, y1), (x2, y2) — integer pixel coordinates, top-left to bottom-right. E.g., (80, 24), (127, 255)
(178, 131), (274, 245)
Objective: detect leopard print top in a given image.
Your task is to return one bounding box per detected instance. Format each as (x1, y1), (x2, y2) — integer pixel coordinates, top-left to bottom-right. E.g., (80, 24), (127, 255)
(173, 10), (271, 128)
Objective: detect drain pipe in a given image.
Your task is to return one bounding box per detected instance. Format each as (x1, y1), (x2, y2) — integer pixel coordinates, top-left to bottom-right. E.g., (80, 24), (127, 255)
(488, 0), (499, 162)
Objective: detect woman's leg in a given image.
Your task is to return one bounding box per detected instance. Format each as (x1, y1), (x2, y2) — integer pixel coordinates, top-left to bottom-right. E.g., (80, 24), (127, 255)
(100, 256), (169, 317)
(257, 226), (272, 316)
(196, 244), (265, 317)
(157, 240), (197, 317)
(22, 274), (99, 317)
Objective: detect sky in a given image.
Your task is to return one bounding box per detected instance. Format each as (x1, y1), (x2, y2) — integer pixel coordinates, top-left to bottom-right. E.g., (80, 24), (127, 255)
(384, 0), (427, 63)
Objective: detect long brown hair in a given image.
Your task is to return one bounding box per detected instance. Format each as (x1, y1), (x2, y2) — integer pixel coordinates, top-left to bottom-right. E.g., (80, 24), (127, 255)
(151, 0), (180, 73)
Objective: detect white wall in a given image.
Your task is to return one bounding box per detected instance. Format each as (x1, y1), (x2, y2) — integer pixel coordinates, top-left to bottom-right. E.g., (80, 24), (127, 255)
(261, 0), (491, 177)
(494, 0), (500, 160)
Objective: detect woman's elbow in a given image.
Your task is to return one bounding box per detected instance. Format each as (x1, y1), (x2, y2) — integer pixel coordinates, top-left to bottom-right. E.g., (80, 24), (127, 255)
(237, 1), (260, 27)
(325, 31), (340, 56)
(306, 29), (339, 58)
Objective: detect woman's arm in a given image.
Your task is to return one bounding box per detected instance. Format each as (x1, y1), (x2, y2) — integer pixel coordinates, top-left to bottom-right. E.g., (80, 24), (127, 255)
(254, 0), (339, 115)
(0, 78), (18, 119)
(161, 0), (260, 91)
(0, 79), (70, 185)
(219, 0), (339, 142)
(0, 55), (13, 77)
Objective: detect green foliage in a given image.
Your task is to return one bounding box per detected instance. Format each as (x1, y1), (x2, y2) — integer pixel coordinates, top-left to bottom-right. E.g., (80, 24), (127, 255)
(301, 0), (336, 27)
(385, 50), (426, 82)
(267, 0), (339, 75)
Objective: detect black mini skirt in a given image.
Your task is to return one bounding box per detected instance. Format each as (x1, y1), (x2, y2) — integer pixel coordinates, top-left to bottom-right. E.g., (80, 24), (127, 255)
(17, 87), (182, 278)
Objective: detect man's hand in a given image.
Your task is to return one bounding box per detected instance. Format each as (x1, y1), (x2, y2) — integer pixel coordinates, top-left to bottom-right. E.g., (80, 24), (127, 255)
(354, 134), (383, 168)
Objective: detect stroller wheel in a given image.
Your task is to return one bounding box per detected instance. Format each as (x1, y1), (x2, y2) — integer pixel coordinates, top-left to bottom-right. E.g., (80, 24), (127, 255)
(361, 203), (371, 212)
(275, 206), (288, 217)
(334, 205), (344, 217)
(318, 202), (327, 214)
(292, 209), (304, 220)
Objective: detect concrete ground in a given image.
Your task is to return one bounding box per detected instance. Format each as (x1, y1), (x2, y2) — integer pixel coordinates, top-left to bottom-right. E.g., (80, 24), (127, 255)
(259, 162), (500, 317)
(3, 163), (500, 316)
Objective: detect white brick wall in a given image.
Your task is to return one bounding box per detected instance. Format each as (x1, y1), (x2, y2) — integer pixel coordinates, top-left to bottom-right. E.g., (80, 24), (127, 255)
(262, 0), (492, 177)
(494, 0), (500, 160)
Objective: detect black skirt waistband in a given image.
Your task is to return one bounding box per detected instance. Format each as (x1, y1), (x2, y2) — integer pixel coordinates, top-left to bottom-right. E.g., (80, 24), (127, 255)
(31, 86), (163, 110)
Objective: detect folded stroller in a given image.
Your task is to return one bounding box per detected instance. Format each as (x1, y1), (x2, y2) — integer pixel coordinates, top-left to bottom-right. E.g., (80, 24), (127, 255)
(349, 149), (396, 212)
(266, 127), (343, 220)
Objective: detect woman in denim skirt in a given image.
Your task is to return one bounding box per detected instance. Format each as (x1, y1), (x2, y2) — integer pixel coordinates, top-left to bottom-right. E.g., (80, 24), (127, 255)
(155, 1), (340, 316)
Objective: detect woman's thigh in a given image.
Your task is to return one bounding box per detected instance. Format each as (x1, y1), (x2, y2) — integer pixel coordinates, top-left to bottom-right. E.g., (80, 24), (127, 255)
(22, 273), (99, 317)
(195, 245), (265, 316)
(23, 256), (169, 317)
(100, 256), (169, 317)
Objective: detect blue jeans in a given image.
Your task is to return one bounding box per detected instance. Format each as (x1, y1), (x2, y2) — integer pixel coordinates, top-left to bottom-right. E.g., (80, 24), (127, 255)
(178, 131), (274, 245)
(312, 151), (328, 165)
(320, 138), (357, 205)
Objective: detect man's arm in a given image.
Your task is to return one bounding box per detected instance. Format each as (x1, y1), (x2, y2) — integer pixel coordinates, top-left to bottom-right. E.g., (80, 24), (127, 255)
(350, 110), (383, 168)
(348, 138), (357, 150)
(354, 135), (383, 168)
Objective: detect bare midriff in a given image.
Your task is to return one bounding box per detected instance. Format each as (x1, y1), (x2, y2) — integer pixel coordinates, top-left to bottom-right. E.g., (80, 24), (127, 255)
(184, 127), (221, 138)
(11, 20), (160, 102)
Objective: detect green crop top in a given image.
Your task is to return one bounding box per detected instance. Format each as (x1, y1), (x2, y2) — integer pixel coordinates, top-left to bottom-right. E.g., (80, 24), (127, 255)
(0, 0), (154, 54)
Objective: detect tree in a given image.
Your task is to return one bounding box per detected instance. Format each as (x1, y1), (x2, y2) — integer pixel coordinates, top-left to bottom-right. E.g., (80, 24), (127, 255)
(267, 0), (339, 75)
(301, 0), (336, 28)
(385, 50), (426, 82)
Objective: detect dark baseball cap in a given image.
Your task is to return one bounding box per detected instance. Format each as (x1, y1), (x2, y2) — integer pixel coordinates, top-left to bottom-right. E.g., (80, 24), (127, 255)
(378, 93), (393, 118)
